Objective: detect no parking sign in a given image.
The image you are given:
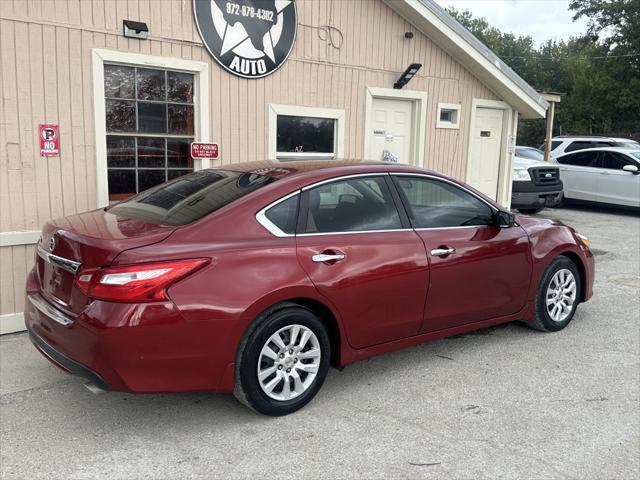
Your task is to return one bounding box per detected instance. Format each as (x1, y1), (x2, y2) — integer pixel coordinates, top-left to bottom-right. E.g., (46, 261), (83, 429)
(39, 124), (60, 157)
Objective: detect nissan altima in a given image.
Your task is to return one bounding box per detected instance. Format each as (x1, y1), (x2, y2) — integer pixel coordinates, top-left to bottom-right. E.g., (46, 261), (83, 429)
(25, 161), (594, 416)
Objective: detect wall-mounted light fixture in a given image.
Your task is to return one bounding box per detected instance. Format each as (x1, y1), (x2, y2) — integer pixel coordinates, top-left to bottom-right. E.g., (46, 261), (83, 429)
(394, 63), (422, 89)
(404, 32), (414, 39)
(123, 20), (149, 40)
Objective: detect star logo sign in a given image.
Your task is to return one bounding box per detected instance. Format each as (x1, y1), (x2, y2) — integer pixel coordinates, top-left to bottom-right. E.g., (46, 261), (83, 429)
(194, 0), (298, 79)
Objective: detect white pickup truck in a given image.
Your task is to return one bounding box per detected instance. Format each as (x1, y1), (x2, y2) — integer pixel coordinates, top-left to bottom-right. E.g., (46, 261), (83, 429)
(511, 155), (563, 214)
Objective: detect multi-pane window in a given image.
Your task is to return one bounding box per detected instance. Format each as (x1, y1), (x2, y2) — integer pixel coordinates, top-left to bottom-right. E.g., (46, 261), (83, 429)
(104, 64), (195, 200)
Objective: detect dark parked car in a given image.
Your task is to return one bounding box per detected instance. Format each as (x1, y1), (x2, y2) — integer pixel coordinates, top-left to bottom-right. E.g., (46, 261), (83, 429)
(26, 161), (594, 416)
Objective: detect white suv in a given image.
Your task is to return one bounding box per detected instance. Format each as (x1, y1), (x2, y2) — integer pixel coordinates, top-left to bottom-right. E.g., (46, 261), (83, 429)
(543, 136), (639, 158)
(549, 147), (640, 208)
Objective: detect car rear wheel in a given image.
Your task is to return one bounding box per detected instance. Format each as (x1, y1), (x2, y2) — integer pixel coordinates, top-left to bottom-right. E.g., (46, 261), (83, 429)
(518, 207), (544, 214)
(529, 256), (581, 332)
(234, 306), (330, 416)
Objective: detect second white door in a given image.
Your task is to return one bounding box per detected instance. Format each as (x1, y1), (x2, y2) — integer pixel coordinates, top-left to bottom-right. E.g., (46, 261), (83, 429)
(468, 107), (504, 199)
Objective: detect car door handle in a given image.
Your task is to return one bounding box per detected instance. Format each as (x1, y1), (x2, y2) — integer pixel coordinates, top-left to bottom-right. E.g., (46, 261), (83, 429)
(312, 253), (345, 263)
(430, 247), (455, 257)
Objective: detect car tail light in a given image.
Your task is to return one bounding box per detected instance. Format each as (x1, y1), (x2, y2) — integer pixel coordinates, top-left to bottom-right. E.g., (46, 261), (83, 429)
(74, 258), (209, 303)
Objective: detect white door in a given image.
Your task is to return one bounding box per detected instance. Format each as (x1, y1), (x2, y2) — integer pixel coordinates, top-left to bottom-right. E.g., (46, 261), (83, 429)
(367, 98), (414, 164)
(468, 107), (504, 199)
(595, 151), (640, 207)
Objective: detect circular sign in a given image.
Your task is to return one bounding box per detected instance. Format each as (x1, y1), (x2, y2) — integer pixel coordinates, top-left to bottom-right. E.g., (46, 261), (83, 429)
(194, 0), (297, 79)
(41, 127), (57, 141)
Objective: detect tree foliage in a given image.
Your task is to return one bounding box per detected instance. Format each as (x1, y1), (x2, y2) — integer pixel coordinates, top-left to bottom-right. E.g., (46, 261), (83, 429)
(446, 3), (640, 146)
(570, 0), (640, 63)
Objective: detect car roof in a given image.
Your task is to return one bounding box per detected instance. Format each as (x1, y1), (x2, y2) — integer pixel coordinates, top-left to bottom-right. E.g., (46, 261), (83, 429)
(552, 136), (637, 142)
(203, 160), (504, 212)
(556, 146), (640, 156)
(208, 160), (442, 180)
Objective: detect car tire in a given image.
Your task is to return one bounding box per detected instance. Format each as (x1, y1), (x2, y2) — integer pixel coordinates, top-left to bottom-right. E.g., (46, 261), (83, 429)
(234, 306), (331, 416)
(528, 256), (582, 332)
(518, 207), (544, 214)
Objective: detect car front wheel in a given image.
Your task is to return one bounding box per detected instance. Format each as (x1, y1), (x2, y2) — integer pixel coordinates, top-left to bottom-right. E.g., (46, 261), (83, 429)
(530, 256), (582, 332)
(234, 306), (331, 416)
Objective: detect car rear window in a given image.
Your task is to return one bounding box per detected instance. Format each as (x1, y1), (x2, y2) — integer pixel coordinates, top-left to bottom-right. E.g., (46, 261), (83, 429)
(108, 169), (276, 226)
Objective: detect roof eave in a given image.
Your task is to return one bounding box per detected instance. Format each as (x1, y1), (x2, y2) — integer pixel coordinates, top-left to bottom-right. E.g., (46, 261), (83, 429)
(384, 0), (548, 120)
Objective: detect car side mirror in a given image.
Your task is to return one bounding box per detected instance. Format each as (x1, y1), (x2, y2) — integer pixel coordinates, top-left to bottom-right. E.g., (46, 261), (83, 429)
(622, 165), (639, 175)
(495, 211), (516, 228)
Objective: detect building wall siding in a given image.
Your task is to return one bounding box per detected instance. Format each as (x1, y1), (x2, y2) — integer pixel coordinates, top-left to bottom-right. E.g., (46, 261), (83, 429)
(1, 0), (501, 321)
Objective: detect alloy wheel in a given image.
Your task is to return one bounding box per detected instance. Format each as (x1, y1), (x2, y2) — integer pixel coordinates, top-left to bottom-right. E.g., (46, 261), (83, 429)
(257, 324), (321, 401)
(546, 268), (577, 323)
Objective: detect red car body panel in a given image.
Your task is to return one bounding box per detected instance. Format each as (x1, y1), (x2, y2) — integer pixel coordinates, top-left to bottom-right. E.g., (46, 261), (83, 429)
(415, 225), (532, 332)
(296, 231), (429, 349)
(24, 161), (594, 394)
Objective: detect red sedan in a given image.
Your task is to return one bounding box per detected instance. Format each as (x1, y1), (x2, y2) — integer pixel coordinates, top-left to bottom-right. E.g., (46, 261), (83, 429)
(25, 161), (594, 416)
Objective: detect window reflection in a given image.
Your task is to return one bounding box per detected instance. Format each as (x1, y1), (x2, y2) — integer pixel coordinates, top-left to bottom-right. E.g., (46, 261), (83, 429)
(104, 64), (195, 200)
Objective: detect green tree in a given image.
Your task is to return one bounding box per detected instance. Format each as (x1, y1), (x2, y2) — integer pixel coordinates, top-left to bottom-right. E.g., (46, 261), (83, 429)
(446, 5), (640, 145)
(570, 0), (640, 68)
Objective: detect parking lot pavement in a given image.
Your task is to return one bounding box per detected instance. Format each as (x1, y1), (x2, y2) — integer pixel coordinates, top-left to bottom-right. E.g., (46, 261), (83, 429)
(1, 206), (638, 480)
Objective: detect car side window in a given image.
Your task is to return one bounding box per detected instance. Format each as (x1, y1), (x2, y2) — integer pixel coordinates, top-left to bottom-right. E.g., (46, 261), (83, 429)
(395, 176), (494, 228)
(565, 141), (594, 152)
(264, 194), (299, 235)
(599, 152), (634, 170)
(304, 176), (402, 233)
(557, 151), (600, 167)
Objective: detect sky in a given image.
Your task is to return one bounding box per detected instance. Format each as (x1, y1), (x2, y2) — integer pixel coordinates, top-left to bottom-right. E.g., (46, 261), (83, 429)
(435, 0), (590, 46)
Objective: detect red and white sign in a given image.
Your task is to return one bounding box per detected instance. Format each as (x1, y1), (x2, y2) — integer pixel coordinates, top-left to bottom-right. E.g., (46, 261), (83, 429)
(190, 142), (219, 159)
(39, 124), (60, 157)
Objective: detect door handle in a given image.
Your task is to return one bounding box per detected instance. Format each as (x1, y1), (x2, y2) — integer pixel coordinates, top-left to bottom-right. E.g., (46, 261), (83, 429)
(312, 253), (345, 263)
(430, 247), (455, 257)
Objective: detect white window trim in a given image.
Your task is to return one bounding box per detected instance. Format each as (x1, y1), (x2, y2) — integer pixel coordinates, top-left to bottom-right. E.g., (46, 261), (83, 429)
(267, 104), (345, 161)
(0, 230), (40, 247)
(436, 103), (461, 129)
(363, 87), (428, 167)
(92, 49), (209, 208)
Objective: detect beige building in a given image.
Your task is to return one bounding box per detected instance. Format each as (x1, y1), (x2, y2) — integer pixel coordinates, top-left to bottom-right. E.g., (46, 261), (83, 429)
(0, 0), (547, 334)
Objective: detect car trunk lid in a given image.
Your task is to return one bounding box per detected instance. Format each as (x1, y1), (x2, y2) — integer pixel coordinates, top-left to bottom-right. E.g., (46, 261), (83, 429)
(36, 208), (176, 314)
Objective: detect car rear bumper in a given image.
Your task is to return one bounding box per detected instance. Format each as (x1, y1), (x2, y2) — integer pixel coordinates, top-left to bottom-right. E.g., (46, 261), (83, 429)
(26, 320), (108, 390)
(25, 269), (235, 394)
